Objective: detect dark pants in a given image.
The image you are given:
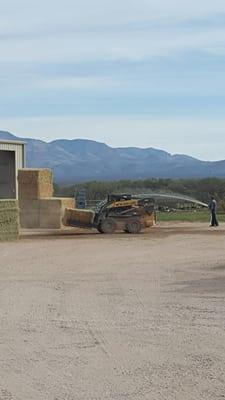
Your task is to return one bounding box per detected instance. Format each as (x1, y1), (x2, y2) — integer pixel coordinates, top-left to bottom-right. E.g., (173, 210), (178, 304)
(211, 211), (219, 226)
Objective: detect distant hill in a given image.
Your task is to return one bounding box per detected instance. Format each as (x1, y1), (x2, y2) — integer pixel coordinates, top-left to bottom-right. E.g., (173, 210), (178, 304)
(1, 130), (225, 183)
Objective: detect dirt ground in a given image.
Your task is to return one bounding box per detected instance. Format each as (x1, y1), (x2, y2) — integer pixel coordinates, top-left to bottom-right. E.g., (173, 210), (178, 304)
(0, 223), (225, 400)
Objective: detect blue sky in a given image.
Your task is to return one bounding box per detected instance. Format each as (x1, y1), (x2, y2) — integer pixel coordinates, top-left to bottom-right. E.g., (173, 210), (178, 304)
(0, 0), (225, 160)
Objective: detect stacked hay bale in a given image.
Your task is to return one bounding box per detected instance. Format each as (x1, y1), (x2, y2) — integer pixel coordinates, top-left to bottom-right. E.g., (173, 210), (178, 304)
(18, 169), (53, 200)
(0, 200), (19, 241)
(63, 208), (95, 227)
(19, 169), (53, 229)
(39, 198), (75, 229)
(18, 169), (74, 229)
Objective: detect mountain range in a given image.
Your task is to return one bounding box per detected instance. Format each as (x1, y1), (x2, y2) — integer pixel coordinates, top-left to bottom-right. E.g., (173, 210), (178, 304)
(0, 130), (225, 183)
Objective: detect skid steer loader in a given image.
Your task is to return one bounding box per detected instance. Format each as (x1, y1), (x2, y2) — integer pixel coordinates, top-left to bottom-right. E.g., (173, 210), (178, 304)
(63, 193), (208, 234)
(63, 194), (156, 234)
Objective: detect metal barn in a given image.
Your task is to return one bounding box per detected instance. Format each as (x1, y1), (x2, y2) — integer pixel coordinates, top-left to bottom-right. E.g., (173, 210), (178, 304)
(0, 140), (26, 199)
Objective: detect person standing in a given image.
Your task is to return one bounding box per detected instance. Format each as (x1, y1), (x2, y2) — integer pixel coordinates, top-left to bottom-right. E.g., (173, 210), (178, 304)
(209, 196), (219, 226)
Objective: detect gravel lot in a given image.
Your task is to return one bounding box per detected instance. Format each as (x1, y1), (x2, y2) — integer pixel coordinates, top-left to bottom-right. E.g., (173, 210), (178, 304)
(0, 223), (225, 400)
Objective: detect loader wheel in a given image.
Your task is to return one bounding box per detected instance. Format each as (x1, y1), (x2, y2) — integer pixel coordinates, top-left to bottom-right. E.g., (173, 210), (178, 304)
(126, 220), (142, 234)
(100, 219), (116, 234)
(97, 225), (104, 233)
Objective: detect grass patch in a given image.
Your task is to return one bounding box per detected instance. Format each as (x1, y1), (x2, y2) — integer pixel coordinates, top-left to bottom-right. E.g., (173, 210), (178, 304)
(158, 211), (225, 222)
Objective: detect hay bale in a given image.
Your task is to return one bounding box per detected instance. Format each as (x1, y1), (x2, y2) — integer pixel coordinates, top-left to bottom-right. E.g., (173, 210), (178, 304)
(19, 197), (75, 229)
(40, 198), (74, 211)
(19, 199), (40, 211)
(0, 199), (18, 209)
(18, 169), (53, 200)
(39, 198), (74, 229)
(63, 208), (95, 227)
(18, 169), (52, 184)
(0, 200), (19, 241)
(20, 211), (40, 229)
(19, 199), (41, 229)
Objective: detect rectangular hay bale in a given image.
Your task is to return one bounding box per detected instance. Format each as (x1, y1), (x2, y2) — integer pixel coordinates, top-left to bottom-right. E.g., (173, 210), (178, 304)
(19, 199), (40, 229)
(39, 211), (61, 229)
(0, 200), (19, 241)
(39, 198), (75, 211)
(39, 198), (75, 229)
(0, 232), (19, 241)
(0, 199), (18, 209)
(19, 199), (41, 211)
(19, 197), (75, 229)
(18, 169), (53, 184)
(63, 208), (95, 227)
(18, 169), (53, 200)
(19, 210), (40, 229)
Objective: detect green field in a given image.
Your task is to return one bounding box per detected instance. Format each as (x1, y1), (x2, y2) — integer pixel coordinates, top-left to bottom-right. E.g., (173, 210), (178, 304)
(158, 211), (225, 222)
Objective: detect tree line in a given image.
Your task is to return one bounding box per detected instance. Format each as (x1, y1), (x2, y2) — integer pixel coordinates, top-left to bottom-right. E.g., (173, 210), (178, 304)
(54, 177), (225, 210)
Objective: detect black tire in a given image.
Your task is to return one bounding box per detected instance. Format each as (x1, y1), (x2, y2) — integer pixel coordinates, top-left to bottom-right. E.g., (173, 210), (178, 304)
(126, 220), (142, 234)
(100, 219), (117, 234)
(97, 225), (104, 233)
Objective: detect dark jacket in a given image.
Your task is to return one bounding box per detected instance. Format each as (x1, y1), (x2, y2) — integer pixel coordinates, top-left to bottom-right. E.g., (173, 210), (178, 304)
(209, 199), (217, 213)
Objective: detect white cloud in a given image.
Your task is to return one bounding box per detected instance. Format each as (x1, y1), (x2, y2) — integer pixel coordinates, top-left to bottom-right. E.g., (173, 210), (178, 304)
(1, 23), (225, 63)
(1, 0), (225, 63)
(1, 0), (225, 33)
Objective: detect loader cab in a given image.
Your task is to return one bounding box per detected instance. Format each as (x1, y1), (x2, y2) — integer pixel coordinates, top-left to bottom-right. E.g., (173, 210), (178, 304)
(75, 189), (86, 209)
(107, 194), (132, 202)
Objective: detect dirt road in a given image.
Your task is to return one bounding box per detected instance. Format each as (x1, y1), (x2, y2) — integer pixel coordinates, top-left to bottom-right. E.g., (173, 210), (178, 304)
(0, 223), (225, 399)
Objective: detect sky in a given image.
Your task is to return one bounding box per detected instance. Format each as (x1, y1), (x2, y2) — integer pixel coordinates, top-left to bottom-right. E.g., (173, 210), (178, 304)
(0, 0), (225, 160)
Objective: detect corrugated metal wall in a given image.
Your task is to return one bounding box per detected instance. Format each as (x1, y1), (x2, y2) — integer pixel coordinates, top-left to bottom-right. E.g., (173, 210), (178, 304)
(0, 141), (26, 199)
